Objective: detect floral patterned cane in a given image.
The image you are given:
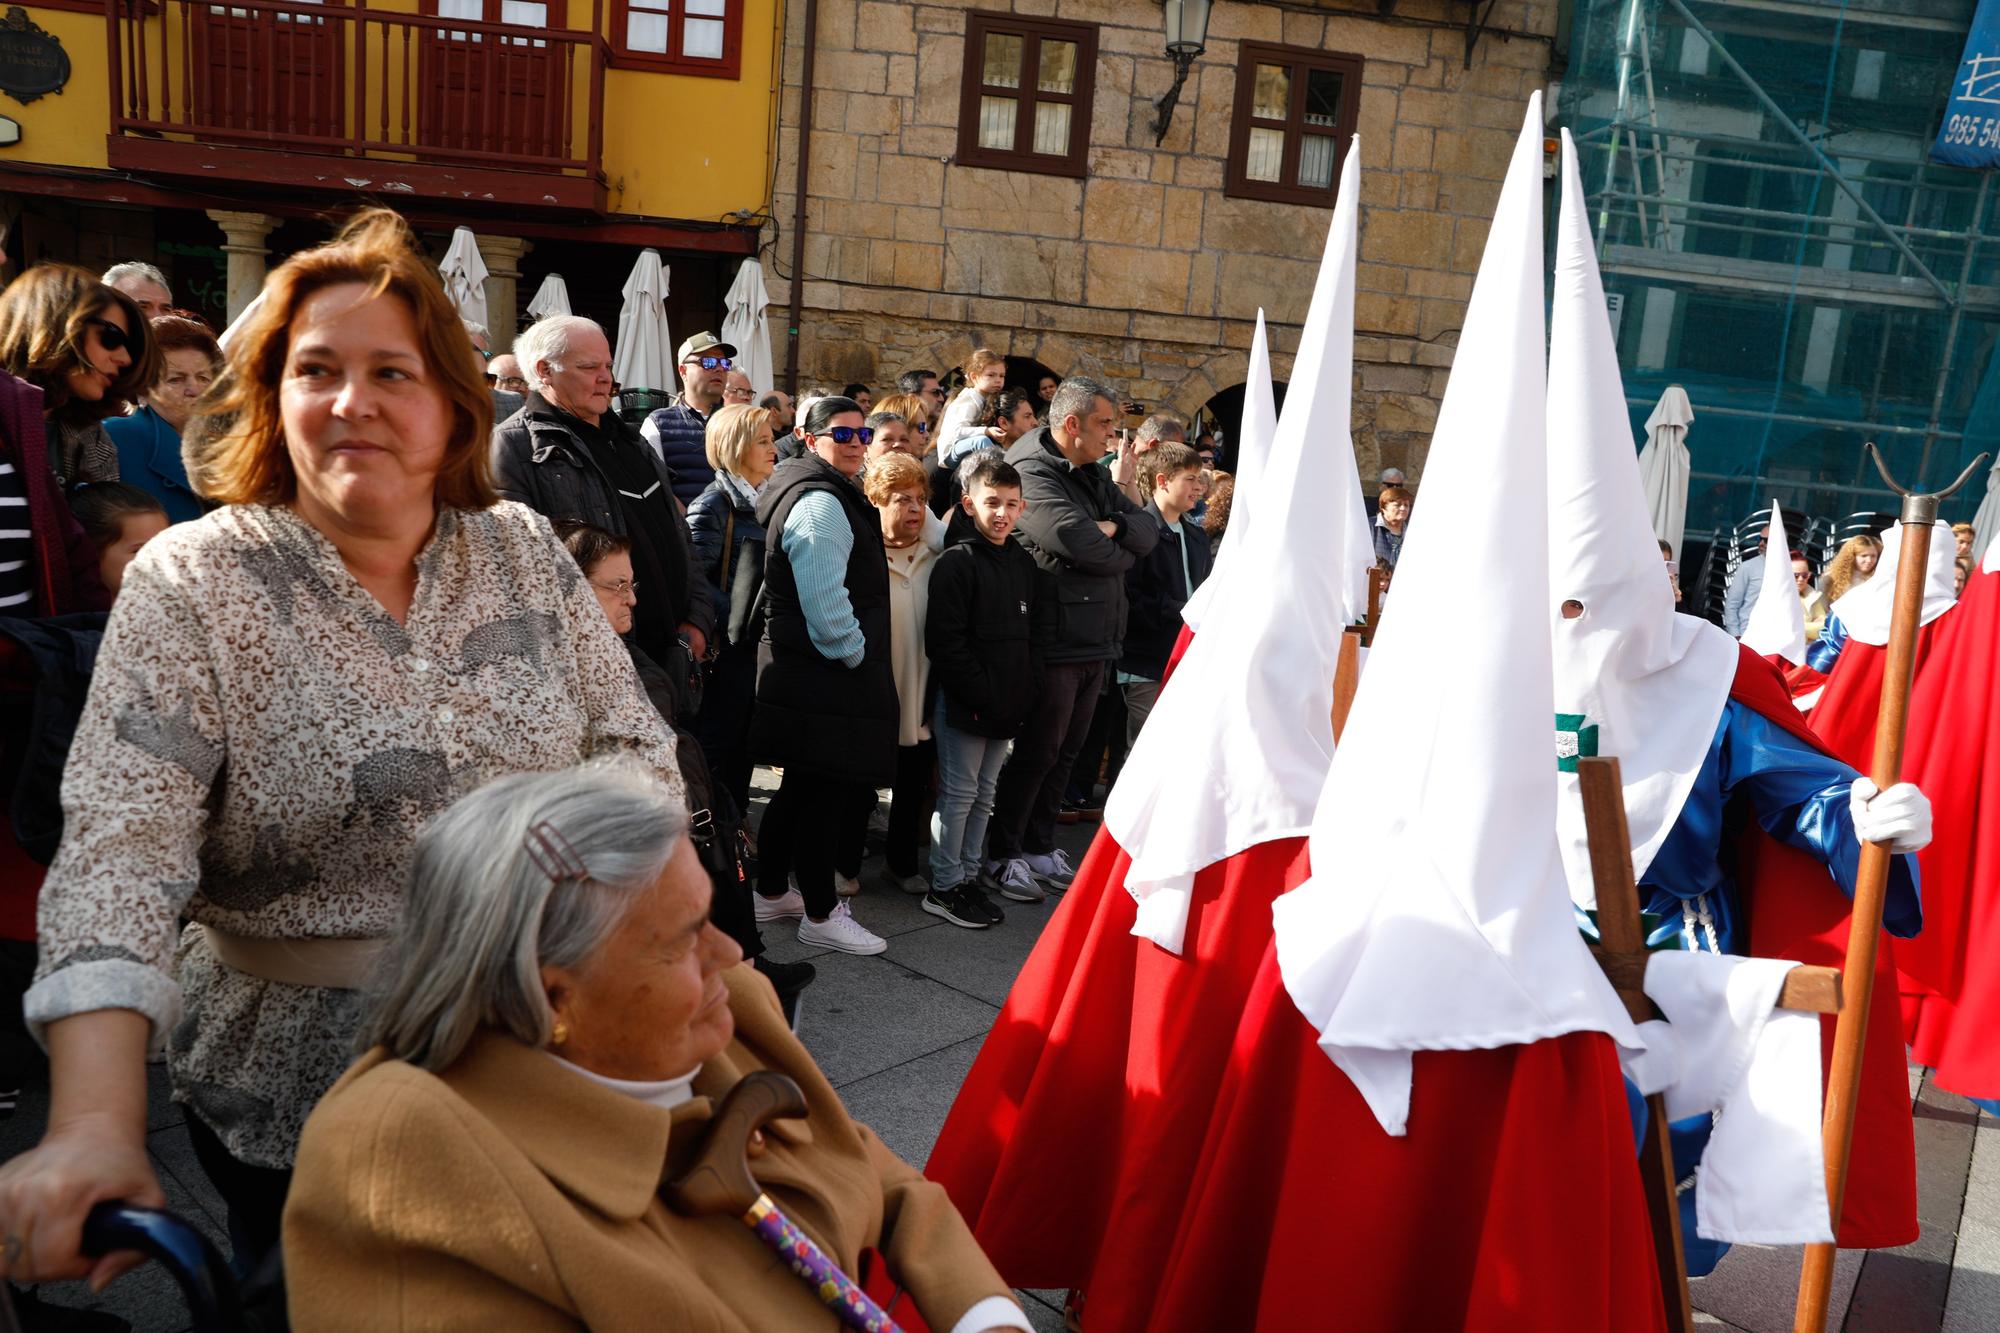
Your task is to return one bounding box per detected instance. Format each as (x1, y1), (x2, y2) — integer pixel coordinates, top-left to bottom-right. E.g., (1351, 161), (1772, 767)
(744, 1194), (904, 1333)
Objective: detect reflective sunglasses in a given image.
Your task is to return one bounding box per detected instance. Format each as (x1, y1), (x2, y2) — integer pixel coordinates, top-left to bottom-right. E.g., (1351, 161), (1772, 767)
(688, 355), (733, 371)
(84, 317), (132, 354)
(912, 421), (929, 435)
(818, 425), (875, 445)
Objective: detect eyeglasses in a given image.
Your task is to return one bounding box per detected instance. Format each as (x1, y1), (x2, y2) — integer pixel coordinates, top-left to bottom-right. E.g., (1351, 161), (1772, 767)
(589, 576), (640, 598)
(84, 317), (131, 354)
(912, 421), (929, 435)
(687, 356), (733, 371)
(817, 425), (875, 445)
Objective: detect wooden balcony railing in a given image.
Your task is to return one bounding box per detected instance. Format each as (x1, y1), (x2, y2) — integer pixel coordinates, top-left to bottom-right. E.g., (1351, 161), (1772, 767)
(105, 0), (605, 199)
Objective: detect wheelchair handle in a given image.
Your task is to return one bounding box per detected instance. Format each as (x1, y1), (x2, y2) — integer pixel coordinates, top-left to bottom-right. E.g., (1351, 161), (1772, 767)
(81, 1202), (242, 1332)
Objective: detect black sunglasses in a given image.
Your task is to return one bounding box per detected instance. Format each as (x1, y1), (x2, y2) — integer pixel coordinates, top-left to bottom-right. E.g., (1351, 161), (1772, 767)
(687, 355), (732, 371)
(818, 425), (875, 445)
(85, 317), (132, 354)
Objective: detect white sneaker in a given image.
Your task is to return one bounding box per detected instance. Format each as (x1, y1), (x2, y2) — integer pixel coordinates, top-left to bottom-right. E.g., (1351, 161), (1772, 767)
(797, 901), (888, 955)
(754, 885), (805, 922)
(990, 857), (1045, 903)
(1024, 848), (1076, 888)
(835, 872), (862, 898)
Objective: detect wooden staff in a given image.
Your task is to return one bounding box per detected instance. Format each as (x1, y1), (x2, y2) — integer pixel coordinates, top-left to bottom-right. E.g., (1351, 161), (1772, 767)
(1362, 566), (1384, 645)
(1793, 445), (1988, 1332)
(1330, 627), (1363, 742)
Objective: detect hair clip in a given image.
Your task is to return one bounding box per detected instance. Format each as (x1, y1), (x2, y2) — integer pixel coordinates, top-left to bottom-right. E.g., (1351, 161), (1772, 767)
(524, 820), (589, 885)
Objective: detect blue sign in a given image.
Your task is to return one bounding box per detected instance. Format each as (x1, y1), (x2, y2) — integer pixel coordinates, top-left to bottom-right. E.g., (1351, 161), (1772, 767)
(1935, 0), (2000, 168)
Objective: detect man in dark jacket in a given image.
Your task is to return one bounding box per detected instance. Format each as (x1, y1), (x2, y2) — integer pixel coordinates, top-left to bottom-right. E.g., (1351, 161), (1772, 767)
(984, 376), (1158, 900)
(640, 330), (735, 505)
(1118, 442), (1213, 741)
(492, 315), (714, 678)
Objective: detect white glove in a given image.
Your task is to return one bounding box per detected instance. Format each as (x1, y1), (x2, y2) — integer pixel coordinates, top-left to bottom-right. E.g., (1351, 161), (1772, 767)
(1849, 777), (1933, 854)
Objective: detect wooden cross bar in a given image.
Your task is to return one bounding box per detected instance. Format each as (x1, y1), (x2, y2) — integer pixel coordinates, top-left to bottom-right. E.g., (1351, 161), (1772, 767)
(1361, 567), (1384, 645)
(1575, 756), (1843, 1333)
(1330, 627), (1363, 740)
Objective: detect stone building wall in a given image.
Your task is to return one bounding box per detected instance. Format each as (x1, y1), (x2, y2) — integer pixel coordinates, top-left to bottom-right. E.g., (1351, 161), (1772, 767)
(766, 0), (1558, 479)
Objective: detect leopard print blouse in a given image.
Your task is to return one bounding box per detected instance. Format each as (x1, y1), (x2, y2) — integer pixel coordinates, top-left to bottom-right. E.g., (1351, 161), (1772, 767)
(26, 501), (683, 1167)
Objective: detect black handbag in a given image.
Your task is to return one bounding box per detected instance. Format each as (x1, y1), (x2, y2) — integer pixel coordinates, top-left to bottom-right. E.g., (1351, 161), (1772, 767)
(717, 505), (767, 648)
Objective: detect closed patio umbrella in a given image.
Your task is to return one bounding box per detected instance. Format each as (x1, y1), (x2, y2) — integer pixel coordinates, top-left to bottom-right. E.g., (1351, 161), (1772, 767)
(613, 249), (673, 393)
(525, 273), (572, 322)
(722, 259), (774, 395)
(438, 227), (488, 330)
(1638, 384), (1694, 558)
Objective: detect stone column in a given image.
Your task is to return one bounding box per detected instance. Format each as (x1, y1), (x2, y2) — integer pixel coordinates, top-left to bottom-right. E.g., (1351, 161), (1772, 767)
(204, 210), (279, 323)
(475, 234), (533, 342)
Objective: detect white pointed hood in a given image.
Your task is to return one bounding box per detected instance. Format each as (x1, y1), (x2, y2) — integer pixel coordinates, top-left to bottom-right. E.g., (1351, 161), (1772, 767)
(1181, 310), (1277, 634)
(1547, 131), (1741, 911)
(1742, 501), (1808, 664)
(1272, 100), (1638, 1135)
(1106, 138), (1369, 954)
(1830, 519), (1957, 644)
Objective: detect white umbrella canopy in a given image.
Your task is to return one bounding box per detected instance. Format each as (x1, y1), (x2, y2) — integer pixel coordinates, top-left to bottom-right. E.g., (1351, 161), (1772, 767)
(722, 259), (775, 395)
(438, 227), (489, 329)
(613, 249), (673, 393)
(1638, 385), (1694, 558)
(525, 273), (572, 322)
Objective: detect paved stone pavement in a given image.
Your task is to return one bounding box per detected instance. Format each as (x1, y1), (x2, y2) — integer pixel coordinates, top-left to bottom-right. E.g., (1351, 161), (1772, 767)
(7, 782), (1996, 1331)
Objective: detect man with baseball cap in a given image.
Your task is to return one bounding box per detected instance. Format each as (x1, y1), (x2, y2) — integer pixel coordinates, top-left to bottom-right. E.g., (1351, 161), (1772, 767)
(641, 330), (738, 505)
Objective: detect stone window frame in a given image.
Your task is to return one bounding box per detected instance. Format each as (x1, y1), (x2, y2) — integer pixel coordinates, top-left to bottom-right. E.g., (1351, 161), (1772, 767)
(608, 0), (743, 79)
(954, 11), (1099, 180)
(1225, 42), (1366, 207)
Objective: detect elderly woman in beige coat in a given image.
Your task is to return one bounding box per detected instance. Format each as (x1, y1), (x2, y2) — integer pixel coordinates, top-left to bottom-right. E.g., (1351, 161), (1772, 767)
(284, 763), (1029, 1333)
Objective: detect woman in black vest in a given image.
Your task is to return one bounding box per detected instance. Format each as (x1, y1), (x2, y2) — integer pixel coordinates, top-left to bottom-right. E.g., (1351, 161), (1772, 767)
(748, 397), (898, 955)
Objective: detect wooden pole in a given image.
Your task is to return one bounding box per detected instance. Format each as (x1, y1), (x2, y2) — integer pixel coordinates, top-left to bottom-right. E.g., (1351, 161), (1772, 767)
(1362, 567), (1384, 645)
(1577, 757), (1696, 1333)
(1792, 516), (1935, 1332)
(1330, 627), (1362, 743)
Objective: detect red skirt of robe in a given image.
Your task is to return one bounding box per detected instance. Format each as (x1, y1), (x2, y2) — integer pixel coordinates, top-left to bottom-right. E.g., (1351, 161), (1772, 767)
(1732, 647), (1919, 1247)
(926, 827), (1667, 1330)
(1897, 568), (2000, 1099)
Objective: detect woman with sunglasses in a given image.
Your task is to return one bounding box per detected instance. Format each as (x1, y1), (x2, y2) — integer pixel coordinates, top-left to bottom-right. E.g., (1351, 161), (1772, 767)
(0, 264), (159, 489)
(746, 396), (896, 956)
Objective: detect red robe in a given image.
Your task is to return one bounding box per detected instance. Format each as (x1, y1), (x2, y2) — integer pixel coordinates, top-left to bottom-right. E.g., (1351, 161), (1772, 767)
(1897, 568), (2000, 1100)
(1730, 647), (1919, 1247)
(927, 683), (1665, 1328)
(1806, 617), (1952, 772)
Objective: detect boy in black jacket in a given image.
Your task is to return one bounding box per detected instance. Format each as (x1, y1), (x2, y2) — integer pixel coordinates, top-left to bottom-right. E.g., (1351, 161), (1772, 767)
(923, 454), (1045, 927)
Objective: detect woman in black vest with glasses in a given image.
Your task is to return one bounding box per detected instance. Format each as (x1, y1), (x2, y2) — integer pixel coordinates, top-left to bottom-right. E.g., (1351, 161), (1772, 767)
(748, 396), (898, 956)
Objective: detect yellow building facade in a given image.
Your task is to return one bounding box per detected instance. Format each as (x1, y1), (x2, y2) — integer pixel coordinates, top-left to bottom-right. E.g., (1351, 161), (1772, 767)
(0, 0), (778, 337)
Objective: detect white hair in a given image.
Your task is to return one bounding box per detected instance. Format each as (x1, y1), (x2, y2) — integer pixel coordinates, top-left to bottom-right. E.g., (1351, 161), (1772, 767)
(102, 261), (171, 299)
(461, 319), (489, 339)
(357, 762), (688, 1072)
(513, 316), (605, 395)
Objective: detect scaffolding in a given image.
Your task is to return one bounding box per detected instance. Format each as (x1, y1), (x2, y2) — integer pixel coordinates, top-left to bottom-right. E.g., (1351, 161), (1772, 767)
(1560, 0), (2000, 544)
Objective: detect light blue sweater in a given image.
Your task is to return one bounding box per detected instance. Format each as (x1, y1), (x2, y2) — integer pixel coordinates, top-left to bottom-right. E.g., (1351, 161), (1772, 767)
(780, 490), (867, 667)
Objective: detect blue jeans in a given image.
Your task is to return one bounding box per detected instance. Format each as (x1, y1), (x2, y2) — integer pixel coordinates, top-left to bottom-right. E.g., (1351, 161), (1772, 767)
(930, 696), (1011, 890)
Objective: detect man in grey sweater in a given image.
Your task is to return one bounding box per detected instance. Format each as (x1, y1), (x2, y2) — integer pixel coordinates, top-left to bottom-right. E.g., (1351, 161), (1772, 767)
(984, 376), (1159, 901)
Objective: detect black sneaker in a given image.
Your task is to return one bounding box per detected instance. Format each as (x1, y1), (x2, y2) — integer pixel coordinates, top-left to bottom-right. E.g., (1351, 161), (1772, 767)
(967, 886), (1007, 925)
(752, 955), (817, 1001)
(922, 888), (992, 929)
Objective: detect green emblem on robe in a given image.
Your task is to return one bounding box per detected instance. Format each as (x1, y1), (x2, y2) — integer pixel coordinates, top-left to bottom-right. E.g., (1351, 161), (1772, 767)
(1554, 712), (1599, 773)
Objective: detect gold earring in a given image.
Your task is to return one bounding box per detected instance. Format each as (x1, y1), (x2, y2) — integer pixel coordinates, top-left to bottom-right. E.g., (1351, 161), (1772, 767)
(551, 1021), (568, 1046)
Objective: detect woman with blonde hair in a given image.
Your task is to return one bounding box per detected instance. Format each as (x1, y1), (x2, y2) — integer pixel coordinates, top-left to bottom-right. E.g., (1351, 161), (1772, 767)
(0, 263), (160, 487)
(873, 390), (934, 452)
(686, 401), (780, 812)
(1822, 532), (1883, 604)
(0, 208), (680, 1283)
